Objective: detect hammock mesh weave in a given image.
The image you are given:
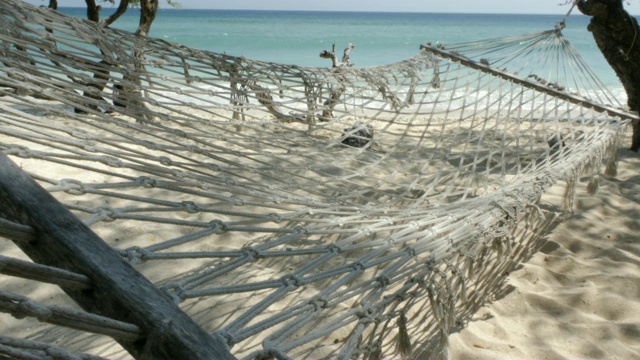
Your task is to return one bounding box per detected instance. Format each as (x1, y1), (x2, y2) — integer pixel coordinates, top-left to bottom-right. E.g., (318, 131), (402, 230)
(0, 1), (633, 359)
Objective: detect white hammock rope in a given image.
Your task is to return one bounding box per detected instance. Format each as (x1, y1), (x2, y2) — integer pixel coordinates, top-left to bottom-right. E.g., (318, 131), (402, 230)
(0, 1), (632, 358)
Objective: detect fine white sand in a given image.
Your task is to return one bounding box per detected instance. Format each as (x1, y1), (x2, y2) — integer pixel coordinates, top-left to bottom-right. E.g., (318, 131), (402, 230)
(449, 137), (640, 359)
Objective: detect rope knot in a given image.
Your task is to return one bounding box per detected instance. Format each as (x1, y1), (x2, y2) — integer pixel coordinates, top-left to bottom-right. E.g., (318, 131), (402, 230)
(425, 255), (438, 271)
(180, 200), (199, 213)
(394, 292), (408, 302)
(355, 306), (375, 324)
(60, 179), (86, 195)
(17, 297), (53, 321)
(208, 219), (228, 232)
(123, 246), (150, 265)
(161, 282), (187, 304)
(187, 145), (204, 154)
(327, 244), (342, 254)
(6, 145), (32, 158)
(96, 206), (117, 222)
(100, 155), (123, 168)
(213, 330), (237, 347)
(241, 247), (260, 259)
(293, 226), (308, 235)
(350, 261), (366, 273)
(158, 156), (173, 166)
(267, 213), (283, 223)
(308, 297), (329, 311)
(231, 196), (245, 206)
(45, 346), (73, 360)
(282, 274), (303, 287)
(140, 140), (161, 150)
(137, 176), (157, 188)
(375, 275), (391, 287)
(404, 246), (417, 258)
(255, 348), (293, 360)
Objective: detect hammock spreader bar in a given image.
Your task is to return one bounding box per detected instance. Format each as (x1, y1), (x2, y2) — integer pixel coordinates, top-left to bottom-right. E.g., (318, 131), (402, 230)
(421, 44), (639, 123)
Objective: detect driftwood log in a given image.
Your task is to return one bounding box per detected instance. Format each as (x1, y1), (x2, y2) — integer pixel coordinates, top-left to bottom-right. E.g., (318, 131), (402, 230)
(319, 43), (355, 120)
(0, 153), (235, 360)
(319, 43), (355, 68)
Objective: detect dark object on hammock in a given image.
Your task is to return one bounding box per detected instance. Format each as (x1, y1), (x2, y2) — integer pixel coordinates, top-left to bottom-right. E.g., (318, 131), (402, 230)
(341, 122), (374, 148)
(113, 84), (128, 109)
(547, 134), (566, 153)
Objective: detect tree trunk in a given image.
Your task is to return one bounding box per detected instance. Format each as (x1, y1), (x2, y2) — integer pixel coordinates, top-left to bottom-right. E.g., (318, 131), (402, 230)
(577, 0), (640, 151)
(137, 0), (159, 37)
(84, 0), (101, 22)
(112, 0), (160, 123)
(74, 0), (105, 114)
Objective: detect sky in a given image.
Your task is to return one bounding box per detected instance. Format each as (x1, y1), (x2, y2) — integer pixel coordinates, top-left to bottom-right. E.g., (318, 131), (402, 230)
(23, 0), (640, 15)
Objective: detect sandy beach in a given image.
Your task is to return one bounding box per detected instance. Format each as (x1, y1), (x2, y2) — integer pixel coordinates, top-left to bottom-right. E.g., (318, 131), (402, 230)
(2, 1), (640, 357)
(1, 109), (638, 359)
(449, 135), (640, 359)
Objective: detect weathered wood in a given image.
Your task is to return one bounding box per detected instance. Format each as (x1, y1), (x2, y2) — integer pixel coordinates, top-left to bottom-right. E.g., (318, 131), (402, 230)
(319, 43), (355, 68)
(422, 44), (640, 123)
(0, 290), (142, 341)
(0, 255), (92, 290)
(319, 43), (354, 120)
(0, 217), (35, 243)
(0, 153), (235, 360)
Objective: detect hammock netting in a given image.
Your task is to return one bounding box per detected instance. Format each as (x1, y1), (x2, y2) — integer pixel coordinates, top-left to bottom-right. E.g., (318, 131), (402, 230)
(0, 1), (635, 359)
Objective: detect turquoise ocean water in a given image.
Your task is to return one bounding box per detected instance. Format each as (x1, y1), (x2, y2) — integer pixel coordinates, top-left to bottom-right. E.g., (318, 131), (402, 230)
(58, 8), (627, 95)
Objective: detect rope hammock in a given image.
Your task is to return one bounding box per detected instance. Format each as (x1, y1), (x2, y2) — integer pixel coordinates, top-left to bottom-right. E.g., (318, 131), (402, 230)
(0, 1), (636, 358)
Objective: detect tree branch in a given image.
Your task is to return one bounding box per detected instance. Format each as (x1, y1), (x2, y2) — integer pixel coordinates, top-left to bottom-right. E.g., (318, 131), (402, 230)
(320, 43), (355, 68)
(101, 0), (130, 26)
